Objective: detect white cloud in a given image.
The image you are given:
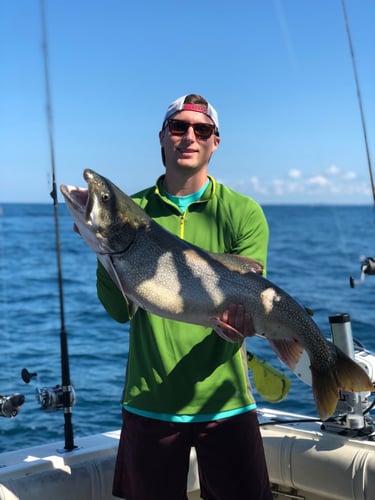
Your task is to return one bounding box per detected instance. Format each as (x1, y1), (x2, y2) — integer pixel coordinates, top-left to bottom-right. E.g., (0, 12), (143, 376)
(249, 176), (269, 194)
(272, 179), (285, 196)
(225, 164), (372, 204)
(342, 171), (357, 180)
(326, 165), (340, 176)
(306, 175), (330, 187)
(288, 169), (302, 179)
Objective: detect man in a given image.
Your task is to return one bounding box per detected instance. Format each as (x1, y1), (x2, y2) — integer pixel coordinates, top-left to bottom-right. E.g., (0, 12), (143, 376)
(97, 94), (272, 499)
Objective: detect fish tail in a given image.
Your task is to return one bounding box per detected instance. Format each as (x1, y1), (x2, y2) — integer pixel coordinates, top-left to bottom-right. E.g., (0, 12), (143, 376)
(311, 367), (340, 421)
(311, 347), (373, 421)
(334, 346), (374, 393)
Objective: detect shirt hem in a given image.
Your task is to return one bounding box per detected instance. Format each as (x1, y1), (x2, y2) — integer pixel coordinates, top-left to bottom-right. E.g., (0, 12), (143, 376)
(122, 403), (257, 423)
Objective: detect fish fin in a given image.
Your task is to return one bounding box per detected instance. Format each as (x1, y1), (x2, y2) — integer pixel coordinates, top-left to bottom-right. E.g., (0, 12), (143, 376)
(310, 366), (340, 421)
(209, 317), (244, 343)
(208, 253), (264, 275)
(333, 346), (374, 392)
(267, 338), (304, 372)
(99, 254), (138, 318)
(123, 299), (138, 319)
(311, 346), (374, 421)
(304, 307), (314, 316)
(128, 301), (139, 319)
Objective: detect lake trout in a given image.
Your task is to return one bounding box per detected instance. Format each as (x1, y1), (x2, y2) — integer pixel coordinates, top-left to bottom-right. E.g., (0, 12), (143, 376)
(60, 169), (373, 420)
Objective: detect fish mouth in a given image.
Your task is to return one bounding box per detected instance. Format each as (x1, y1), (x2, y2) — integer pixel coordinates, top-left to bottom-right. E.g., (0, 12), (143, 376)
(60, 184), (89, 214)
(60, 169), (99, 219)
(60, 169), (117, 255)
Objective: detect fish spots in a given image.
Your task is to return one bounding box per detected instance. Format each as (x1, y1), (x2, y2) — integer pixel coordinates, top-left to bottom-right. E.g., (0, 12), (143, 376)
(183, 249), (225, 306)
(261, 287), (281, 314)
(135, 251), (185, 313)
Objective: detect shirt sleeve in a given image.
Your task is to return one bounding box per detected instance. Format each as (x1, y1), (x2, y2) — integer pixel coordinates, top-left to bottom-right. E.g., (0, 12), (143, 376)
(231, 200), (269, 276)
(96, 260), (130, 323)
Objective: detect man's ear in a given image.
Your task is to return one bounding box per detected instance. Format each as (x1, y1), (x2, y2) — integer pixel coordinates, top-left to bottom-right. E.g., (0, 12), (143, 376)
(159, 130), (166, 166)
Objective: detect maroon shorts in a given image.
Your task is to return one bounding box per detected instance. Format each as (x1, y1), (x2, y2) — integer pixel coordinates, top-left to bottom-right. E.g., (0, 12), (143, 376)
(113, 409), (272, 500)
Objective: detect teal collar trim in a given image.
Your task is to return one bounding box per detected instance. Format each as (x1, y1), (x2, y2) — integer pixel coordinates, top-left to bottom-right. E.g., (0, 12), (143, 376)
(155, 175), (216, 212)
(164, 179), (210, 213)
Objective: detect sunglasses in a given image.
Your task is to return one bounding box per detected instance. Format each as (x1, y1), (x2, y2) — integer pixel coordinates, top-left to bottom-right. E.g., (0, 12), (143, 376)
(167, 119), (217, 139)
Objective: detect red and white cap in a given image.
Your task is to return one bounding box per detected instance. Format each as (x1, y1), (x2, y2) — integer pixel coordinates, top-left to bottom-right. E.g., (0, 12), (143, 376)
(162, 95), (219, 134)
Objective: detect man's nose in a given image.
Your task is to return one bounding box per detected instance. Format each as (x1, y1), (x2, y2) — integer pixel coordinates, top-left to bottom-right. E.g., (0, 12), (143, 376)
(182, 125), (196, 139)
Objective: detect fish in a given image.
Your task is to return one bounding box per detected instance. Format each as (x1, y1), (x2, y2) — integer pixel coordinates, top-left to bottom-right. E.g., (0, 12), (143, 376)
(60, 169), (374, 420)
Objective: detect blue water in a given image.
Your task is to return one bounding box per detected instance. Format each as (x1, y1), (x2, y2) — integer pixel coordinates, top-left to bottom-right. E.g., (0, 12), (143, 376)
(0, 203), (374, 453)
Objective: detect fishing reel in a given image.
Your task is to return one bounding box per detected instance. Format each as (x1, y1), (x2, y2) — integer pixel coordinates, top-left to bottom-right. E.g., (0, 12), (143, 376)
(350, 256), (375, 287)
(0, 393), (25, 418)
(21, 369), (76, 412)
(36, 384), (76, 412)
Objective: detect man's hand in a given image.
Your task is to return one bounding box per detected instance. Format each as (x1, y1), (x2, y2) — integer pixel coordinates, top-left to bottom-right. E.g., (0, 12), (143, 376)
(212, 304), (255, 343)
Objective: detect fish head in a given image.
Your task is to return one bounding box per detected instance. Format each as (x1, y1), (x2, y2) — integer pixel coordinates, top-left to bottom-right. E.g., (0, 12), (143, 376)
(60, 169), (150, 255)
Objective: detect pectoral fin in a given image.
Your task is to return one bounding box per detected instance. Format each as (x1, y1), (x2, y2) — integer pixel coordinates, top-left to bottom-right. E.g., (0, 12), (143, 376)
(99, 254), (139, 318)
(209, 317), (245, 343)
(124, 298), (138, 319)
(267, 337), (304, 372)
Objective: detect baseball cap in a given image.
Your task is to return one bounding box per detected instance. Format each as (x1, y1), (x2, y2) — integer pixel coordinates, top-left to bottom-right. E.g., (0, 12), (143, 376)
(162, 95), (220, 135)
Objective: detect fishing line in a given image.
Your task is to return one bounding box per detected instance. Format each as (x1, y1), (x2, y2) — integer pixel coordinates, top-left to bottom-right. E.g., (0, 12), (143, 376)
(39, 0), (75, 451)
(340, 1), (375, 285)
(341, 0), (375, 205)
(0, 209), (8, 362)
(0, 211), (26, 418)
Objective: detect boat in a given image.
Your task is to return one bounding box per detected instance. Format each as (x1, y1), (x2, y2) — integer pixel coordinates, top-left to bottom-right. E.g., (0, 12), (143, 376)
(0, 413), (370, 500)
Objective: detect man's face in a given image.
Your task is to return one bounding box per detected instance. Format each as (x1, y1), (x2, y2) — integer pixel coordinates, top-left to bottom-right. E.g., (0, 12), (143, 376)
(159, 110), (220, 172)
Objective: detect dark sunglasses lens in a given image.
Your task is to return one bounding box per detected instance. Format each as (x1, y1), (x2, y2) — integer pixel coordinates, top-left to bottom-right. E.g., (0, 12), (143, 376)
(193, 124), (214, 138)
(168, 120), (188, 135)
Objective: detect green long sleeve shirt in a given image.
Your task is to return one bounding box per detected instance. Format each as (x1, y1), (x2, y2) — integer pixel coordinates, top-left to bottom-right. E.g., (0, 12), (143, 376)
(97, 175), (269, 422)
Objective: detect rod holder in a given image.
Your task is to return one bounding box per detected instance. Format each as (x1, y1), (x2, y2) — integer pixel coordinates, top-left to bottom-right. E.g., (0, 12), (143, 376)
(329, 313), (364, 429)
(329, 313), (355, 359)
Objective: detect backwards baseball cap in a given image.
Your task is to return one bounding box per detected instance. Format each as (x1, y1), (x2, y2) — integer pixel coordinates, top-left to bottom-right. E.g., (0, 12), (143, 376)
(162, 95), (220, 135)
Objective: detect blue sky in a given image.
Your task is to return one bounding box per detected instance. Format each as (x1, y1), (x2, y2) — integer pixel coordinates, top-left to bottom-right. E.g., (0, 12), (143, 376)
(1, 0), (374, 204)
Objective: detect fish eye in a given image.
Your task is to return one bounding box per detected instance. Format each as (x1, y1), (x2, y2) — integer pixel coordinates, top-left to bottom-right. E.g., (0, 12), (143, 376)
(101, 192), (110, 202)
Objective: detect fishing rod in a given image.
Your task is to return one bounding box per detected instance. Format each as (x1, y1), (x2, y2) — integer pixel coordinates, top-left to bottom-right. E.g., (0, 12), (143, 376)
(40, 0), (75, 452)
(26, 0), (76, 451)
(342, 0), (375, 287)
(341, 0), (375, 205)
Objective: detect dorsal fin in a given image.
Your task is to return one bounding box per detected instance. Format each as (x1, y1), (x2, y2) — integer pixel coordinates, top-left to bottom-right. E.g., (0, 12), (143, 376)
(207, 252), (263, 275)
